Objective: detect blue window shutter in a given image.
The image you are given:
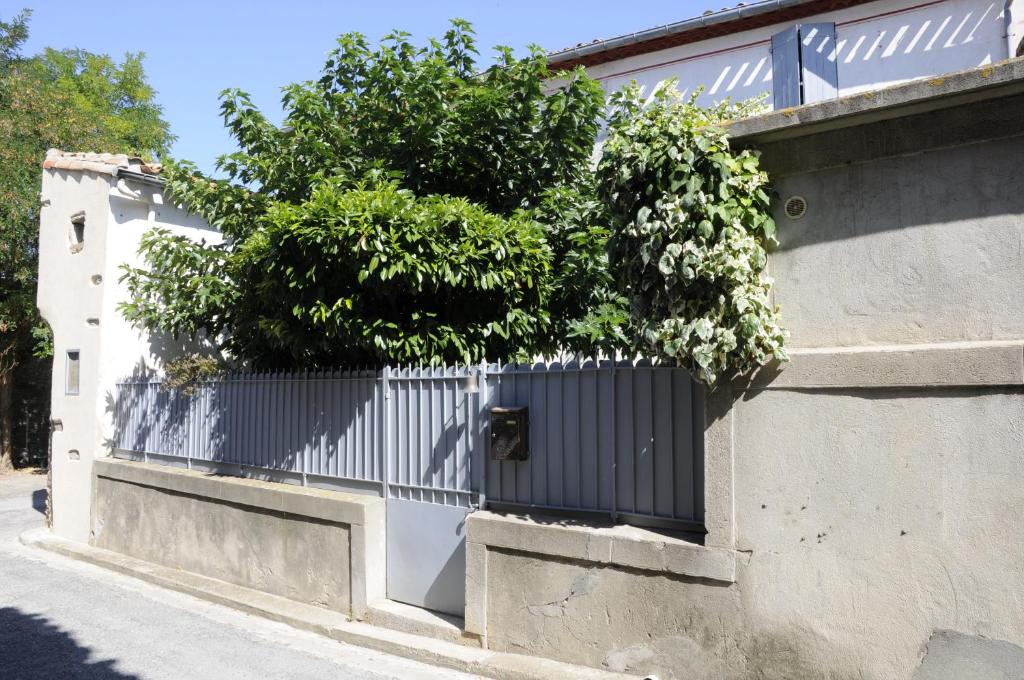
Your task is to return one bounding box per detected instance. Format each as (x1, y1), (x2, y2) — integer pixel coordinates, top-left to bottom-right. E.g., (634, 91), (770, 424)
(799, 23), (838, 104)
(771, 26), (801, 110)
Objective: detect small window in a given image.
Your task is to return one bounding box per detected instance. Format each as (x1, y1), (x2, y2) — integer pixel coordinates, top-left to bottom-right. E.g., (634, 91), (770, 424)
(69, 211), (85, 254)
(65, 350), (80, 395)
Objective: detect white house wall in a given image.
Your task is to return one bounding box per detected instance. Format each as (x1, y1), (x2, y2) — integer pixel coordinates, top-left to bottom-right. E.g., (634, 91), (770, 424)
(584, 0), (1013, 107)
(37, 163), (218, 543)
(37, 170), (118, 542)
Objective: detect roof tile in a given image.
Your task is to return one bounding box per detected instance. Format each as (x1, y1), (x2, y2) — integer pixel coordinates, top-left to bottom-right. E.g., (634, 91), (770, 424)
(42, 149), (162, 176)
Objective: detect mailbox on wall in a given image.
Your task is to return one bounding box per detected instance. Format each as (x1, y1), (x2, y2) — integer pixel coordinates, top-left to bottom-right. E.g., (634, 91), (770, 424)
(490, 406), (528, 461)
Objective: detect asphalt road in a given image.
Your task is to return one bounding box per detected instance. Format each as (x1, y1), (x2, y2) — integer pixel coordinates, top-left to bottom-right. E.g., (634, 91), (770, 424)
(0, 471), (476, 680)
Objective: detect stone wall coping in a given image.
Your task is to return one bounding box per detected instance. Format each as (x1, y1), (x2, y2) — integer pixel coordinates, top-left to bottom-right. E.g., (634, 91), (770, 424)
(738, 340), (1024, 391)
(93, 458), (383, 527)
(466, 510), (735, 584)
(728, 58), (1024, 144)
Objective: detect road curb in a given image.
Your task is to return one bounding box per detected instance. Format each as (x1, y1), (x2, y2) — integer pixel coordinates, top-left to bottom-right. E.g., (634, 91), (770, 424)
(20, 528), (636, 680)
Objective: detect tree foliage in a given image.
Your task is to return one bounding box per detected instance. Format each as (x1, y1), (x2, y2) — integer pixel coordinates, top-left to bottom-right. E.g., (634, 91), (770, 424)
(123, 183), (552, 366)
(531, 187), (629, 357)
(597, 81), (787, 384)
(0, 9), (171, 468)
(123, 21), (610, 367)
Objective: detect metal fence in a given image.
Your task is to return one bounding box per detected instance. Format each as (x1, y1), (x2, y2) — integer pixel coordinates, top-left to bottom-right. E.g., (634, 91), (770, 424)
(485, 362), (704, 528)
(112, 361), (704, 529)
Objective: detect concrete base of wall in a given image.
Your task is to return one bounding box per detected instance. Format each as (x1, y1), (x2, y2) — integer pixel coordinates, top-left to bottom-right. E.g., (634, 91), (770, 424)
(465, 511), (738, 678)
(91, 459), (386, 619)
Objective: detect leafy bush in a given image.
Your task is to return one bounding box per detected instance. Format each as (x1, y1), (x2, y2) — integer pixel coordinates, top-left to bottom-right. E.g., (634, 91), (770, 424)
(122, 20), (608, 367)
(531, 187), (630, 358)
(597, 81), (787, 384)
(124, 182), (551, 367)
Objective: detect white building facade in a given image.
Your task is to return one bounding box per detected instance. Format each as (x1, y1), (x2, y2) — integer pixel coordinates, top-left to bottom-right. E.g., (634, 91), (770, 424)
(549, 0), (1024, 109)
(37, 152), (217, 542)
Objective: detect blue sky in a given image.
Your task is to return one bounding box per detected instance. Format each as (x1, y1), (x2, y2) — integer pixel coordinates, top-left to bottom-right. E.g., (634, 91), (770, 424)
(8, 1), (718, 173)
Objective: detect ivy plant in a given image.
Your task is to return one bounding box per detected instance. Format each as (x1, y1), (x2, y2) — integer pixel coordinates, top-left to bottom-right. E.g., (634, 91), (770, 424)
(597, 80), (787, 384)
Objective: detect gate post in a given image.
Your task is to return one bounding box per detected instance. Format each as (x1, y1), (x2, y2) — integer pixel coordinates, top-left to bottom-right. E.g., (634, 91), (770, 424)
(476, 361), (488, 511)
(381, 366), (390, 499)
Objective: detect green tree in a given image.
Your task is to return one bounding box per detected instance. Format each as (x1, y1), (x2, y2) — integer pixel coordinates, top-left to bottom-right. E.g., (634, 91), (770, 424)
(122, 20), (610, 368)
(0, 9), (171, 471)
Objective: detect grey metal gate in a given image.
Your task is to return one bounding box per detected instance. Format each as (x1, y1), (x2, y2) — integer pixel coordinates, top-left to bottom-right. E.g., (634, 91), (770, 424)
(112, 360), (704, 618)
(383, 366), (482, 615)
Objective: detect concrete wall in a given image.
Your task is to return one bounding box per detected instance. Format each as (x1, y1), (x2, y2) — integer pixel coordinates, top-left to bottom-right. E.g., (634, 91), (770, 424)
(764, 111), (1024, 349)
(466, 62), (1024, 679)
(37, 154), (219, 543)
(583, 0), (1012, 108)
(91, 459), (386, 618)
(37, 168), (118, 543)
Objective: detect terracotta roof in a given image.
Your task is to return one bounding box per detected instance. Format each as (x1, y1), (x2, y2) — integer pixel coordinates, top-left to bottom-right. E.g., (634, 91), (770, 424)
(42, 149), (162, 176)
(548, 0), (875, 71)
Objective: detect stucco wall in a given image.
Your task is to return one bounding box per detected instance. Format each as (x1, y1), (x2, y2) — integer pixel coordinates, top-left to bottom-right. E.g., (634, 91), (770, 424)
(485, 548), (740, 677)
(91, 458), (387, 617)
(467, 64), (1024, 679)
(731, 387), (1024, 676)
(766, 110), (1024, 348)
(94, 473), (352, 612)
(37, 170), (117, 543)
(37, 160), (220, 544)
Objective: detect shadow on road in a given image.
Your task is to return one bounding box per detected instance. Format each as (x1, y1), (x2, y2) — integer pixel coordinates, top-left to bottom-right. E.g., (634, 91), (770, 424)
(31, 489), (47, 515)
(0, 607), (139, 679)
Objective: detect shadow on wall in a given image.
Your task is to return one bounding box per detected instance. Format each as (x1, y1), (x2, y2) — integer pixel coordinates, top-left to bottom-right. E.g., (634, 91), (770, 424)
(0, 607), (140, 679)
(760, 110), (1024, 252)
(103, 356), (381, 482)
(599, 1), (1001, 104)
(834, 1), (1001, 94)
(912, 629), (1024, 680)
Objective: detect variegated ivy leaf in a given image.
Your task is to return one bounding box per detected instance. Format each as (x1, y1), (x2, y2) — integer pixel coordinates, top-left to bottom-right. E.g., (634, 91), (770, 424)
(599, 78), (788, 384)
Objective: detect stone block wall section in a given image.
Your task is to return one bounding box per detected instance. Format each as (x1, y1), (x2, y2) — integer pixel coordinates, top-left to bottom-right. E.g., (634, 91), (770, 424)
(462, 60), (1024, 680)
(91, 459), (386, 619)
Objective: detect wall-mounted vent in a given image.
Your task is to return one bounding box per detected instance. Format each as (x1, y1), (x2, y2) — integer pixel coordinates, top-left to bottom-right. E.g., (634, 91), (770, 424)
(784, 195), (807, 220)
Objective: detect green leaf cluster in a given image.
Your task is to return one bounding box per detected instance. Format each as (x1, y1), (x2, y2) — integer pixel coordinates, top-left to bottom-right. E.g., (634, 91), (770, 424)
(531, 187), (630, 357)
(597, 80), (787, 384)
(1, 10), (170, 356)
(122, 20), (612, 368)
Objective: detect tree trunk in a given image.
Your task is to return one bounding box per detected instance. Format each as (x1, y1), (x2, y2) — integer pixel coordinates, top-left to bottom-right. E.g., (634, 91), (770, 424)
(0, 371), (13, 474)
